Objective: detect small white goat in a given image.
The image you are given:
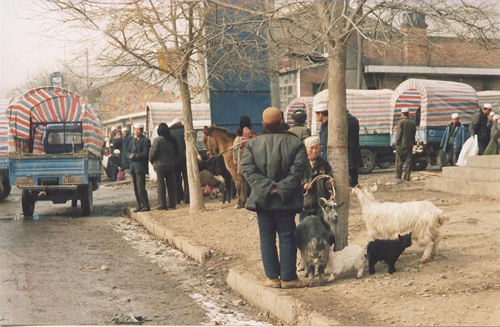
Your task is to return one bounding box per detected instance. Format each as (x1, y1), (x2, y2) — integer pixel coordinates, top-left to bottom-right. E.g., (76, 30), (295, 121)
(352, 185), (449, 263)
(326, 245), (365, 281)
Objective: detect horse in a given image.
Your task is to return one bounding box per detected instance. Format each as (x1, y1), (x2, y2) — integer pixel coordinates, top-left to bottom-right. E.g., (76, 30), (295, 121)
(203, 126), (247, 208)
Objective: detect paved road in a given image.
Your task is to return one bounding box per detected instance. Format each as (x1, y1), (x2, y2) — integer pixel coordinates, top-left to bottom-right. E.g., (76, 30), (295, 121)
(0, 184), (264, 325)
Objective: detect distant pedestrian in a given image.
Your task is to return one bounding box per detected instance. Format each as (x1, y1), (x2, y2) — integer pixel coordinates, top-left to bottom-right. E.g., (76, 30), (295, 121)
(289, 110), (311, 141)
(169, 119), (189, 205)
(469, 103), (492, 155)
(121, 127), (132, 170)
(241, 107), (307, 289)
(129, 124), (151, 212)
(233, 116), (255, 199)
(440, 113), (469, 166)
(313, 107), (329, 160)
(106, 149), (122, 182)
(347, 111), (362, 187)
(394, 107), (416, 182)
(301, 136), (335, 220)
(149, 123), (179, 210)
(111, 130), (123, 153)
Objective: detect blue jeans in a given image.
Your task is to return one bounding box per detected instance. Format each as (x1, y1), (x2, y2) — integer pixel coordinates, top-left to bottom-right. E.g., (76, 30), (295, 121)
(257, 210), (298, 282)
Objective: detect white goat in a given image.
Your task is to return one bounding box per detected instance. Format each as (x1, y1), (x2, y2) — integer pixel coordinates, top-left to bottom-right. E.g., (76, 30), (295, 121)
(326, 245), (365, 281)
(352, 185), (449, 263)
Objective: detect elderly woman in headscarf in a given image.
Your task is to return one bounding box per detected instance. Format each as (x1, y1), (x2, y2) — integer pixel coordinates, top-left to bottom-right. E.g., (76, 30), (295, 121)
(149, 122), (179, 210)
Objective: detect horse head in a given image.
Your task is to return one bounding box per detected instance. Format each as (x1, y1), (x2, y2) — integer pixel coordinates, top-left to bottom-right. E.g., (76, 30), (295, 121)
(203, 126), (220, 156)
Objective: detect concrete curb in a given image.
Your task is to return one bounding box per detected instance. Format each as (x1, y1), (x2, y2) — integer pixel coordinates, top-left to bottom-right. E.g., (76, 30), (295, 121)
(129, 209), (212, 263)
(226, 268), (340, 326)
(128, 209), (338, 325)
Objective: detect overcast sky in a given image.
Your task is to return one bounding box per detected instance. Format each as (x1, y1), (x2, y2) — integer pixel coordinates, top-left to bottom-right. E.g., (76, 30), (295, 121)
(0, 0), (82, 98)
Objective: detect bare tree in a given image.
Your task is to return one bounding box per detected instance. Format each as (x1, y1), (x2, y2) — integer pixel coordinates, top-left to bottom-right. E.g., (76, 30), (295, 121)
(219, 0), (498, 250)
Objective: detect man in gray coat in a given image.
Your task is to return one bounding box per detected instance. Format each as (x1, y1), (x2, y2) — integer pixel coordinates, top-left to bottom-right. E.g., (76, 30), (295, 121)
(394, 107), (416, 182)
(129, 124), (151, 212)
(242, 107), (307, 289)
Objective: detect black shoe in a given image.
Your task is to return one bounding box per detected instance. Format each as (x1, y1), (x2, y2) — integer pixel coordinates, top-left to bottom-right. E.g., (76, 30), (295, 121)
(156, 206), (166, 210)
(133, 207), (142, 213)
(140, 207), (150, 212)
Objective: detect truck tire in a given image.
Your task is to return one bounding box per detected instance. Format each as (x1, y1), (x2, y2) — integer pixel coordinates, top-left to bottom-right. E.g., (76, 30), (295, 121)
(0, 176), (10, 201)
(22, 190), (36, 217)
(359, 149), (376, 174)
(81, 184), (93, 217)
(413, 159), (429, 171)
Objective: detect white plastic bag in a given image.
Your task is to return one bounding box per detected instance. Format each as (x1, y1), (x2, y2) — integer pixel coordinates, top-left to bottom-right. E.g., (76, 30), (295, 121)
(456, 135), (478, 166)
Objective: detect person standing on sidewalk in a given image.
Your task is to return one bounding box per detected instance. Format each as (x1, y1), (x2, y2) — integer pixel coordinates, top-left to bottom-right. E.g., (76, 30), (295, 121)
(440, 113), (468, 166)
(170, 119), (189, 205)
(241, 107), (307, 289)
(347, 111), (362, 187)
(121, 127), (132, 170)
(150, 123), (179, 210)
(469, 103), (492, 155)
(314, 107), (329, 160)
(129, 124), (151, 212)
(289, 110), (311, 141)
(394, 107), (416, 182)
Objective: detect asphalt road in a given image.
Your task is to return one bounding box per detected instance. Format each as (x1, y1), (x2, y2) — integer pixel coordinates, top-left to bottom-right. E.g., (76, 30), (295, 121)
(0, 184), (265, 325)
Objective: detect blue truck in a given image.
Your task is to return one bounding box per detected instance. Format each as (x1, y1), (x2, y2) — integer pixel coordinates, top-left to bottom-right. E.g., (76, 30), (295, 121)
(7, 87), (103, 217)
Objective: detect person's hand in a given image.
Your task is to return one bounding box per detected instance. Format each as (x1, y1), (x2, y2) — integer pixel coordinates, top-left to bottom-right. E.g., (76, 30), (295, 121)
(328, 178), (335, 186)
(304, 183), (312, 191)
(129, 154), (134, 160)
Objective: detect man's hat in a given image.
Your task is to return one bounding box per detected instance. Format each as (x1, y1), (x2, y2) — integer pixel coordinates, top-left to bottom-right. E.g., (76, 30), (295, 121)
(292, 110), (307, 124)
(494, 114), (500, 121)
(304, 136), (320, 148)
(135, 123), (144, 129)
(121, 127), (128, 132)
(113, 149), (120, 154)
(484, 103), (493, 109)
(401, 108), (409, 113)
(451, 113), (459, 119)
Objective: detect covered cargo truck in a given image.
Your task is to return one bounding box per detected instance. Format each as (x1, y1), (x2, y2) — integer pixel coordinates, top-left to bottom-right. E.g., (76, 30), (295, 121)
(7, 87), (103, 217)
(390, 79), (477, 170)
(287, 89), (394, 173)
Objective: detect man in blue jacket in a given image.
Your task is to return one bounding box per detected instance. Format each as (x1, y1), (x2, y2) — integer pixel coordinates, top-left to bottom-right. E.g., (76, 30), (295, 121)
(440, 113), (469, 166)
(129, 124), (151, 212)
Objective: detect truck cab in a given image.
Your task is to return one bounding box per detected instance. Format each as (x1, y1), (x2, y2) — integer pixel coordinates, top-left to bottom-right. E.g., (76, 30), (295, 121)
(43, 123), (84, 154)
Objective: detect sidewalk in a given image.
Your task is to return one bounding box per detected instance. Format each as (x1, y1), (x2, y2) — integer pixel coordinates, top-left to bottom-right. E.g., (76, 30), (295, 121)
(129, 172), (500, 325)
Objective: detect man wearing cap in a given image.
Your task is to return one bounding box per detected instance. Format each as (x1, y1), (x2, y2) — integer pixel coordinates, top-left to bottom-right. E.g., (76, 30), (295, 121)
(289, 110), (311, 141)
(169, 119), (189, 205)
(484, 113), (500, 155)
(129, 124), (151, 212)
(394, 107), (416, 182)
(470, 103), (492, 155)
(440, 113), (469, 166)
(241, 107), (307, 289)
(302, 136), (335, 219)
(313, 107), (329, 159)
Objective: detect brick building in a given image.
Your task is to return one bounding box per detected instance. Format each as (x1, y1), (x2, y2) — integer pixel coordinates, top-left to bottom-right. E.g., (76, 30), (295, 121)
(278, 13), (500, 110)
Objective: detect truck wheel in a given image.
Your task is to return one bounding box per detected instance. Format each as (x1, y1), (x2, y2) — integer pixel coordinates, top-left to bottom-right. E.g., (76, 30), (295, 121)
(359, 149), (376, 174)
(81, 184), (93, 216)
(22, 190), (36, 217)
(413, 159), (429, 171)
(0, 176), (10, 201)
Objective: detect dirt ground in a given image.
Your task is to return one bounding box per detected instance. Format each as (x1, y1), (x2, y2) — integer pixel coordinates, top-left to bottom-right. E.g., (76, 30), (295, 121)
(148, 171), (500, 326)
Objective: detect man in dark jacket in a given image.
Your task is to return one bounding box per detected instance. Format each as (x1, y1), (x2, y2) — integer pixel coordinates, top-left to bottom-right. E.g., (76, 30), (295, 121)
(289, 110), (311, 141)
(440, 113), (469, 166)
(347, 111), (362, 187)
(129, 124), (151, 212)
(121, 127), (132, 170)
(170, 119), (189, 205)
(469, 103), (492, 155)
(314, 107), (329, 160)
(394, 108), (416, 182)
(241, 107), (307, 289)
(150, 123), (178, 210)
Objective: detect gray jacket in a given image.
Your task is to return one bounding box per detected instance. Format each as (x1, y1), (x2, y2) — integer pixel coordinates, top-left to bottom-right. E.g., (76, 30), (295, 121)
(241, 131), (307, 213)
(129, 134), (151, 174)
(395, 117), (416, 150)
(149, 136), (177, 173)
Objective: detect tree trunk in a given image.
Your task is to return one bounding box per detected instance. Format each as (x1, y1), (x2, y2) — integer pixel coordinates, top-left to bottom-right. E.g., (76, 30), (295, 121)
(327, 40), (350, 251)
(177, 70), (205, 213)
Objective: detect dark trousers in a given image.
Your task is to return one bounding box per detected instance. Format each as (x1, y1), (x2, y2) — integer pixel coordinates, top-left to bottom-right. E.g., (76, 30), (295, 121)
(395, 147), (413, 181)
(256, 210), (298, 282)
(445, 147), (458, 166)
(132, 172), (149, 209)
(175, 162), (189, 204)
(157, 169), (177, 209)
(349, 167), (359, 187)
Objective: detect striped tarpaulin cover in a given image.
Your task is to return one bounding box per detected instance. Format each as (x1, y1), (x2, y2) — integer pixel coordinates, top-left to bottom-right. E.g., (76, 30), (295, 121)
(147, 102), (210, 130)
(0, 99), (9, 156)
(477, 91), (500, 111)
(7, 87), (103, 157)
(311, 89), (394, 135)
(390, 79), (479, 135)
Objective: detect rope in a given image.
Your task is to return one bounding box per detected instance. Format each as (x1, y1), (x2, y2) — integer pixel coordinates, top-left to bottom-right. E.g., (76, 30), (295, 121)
(303, 174), (336, 200)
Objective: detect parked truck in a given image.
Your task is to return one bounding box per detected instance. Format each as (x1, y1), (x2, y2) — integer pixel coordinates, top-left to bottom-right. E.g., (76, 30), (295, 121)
(390, 78), (478, 170)
(7, 87), (104, 217)
(286, 89), (394, 173)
